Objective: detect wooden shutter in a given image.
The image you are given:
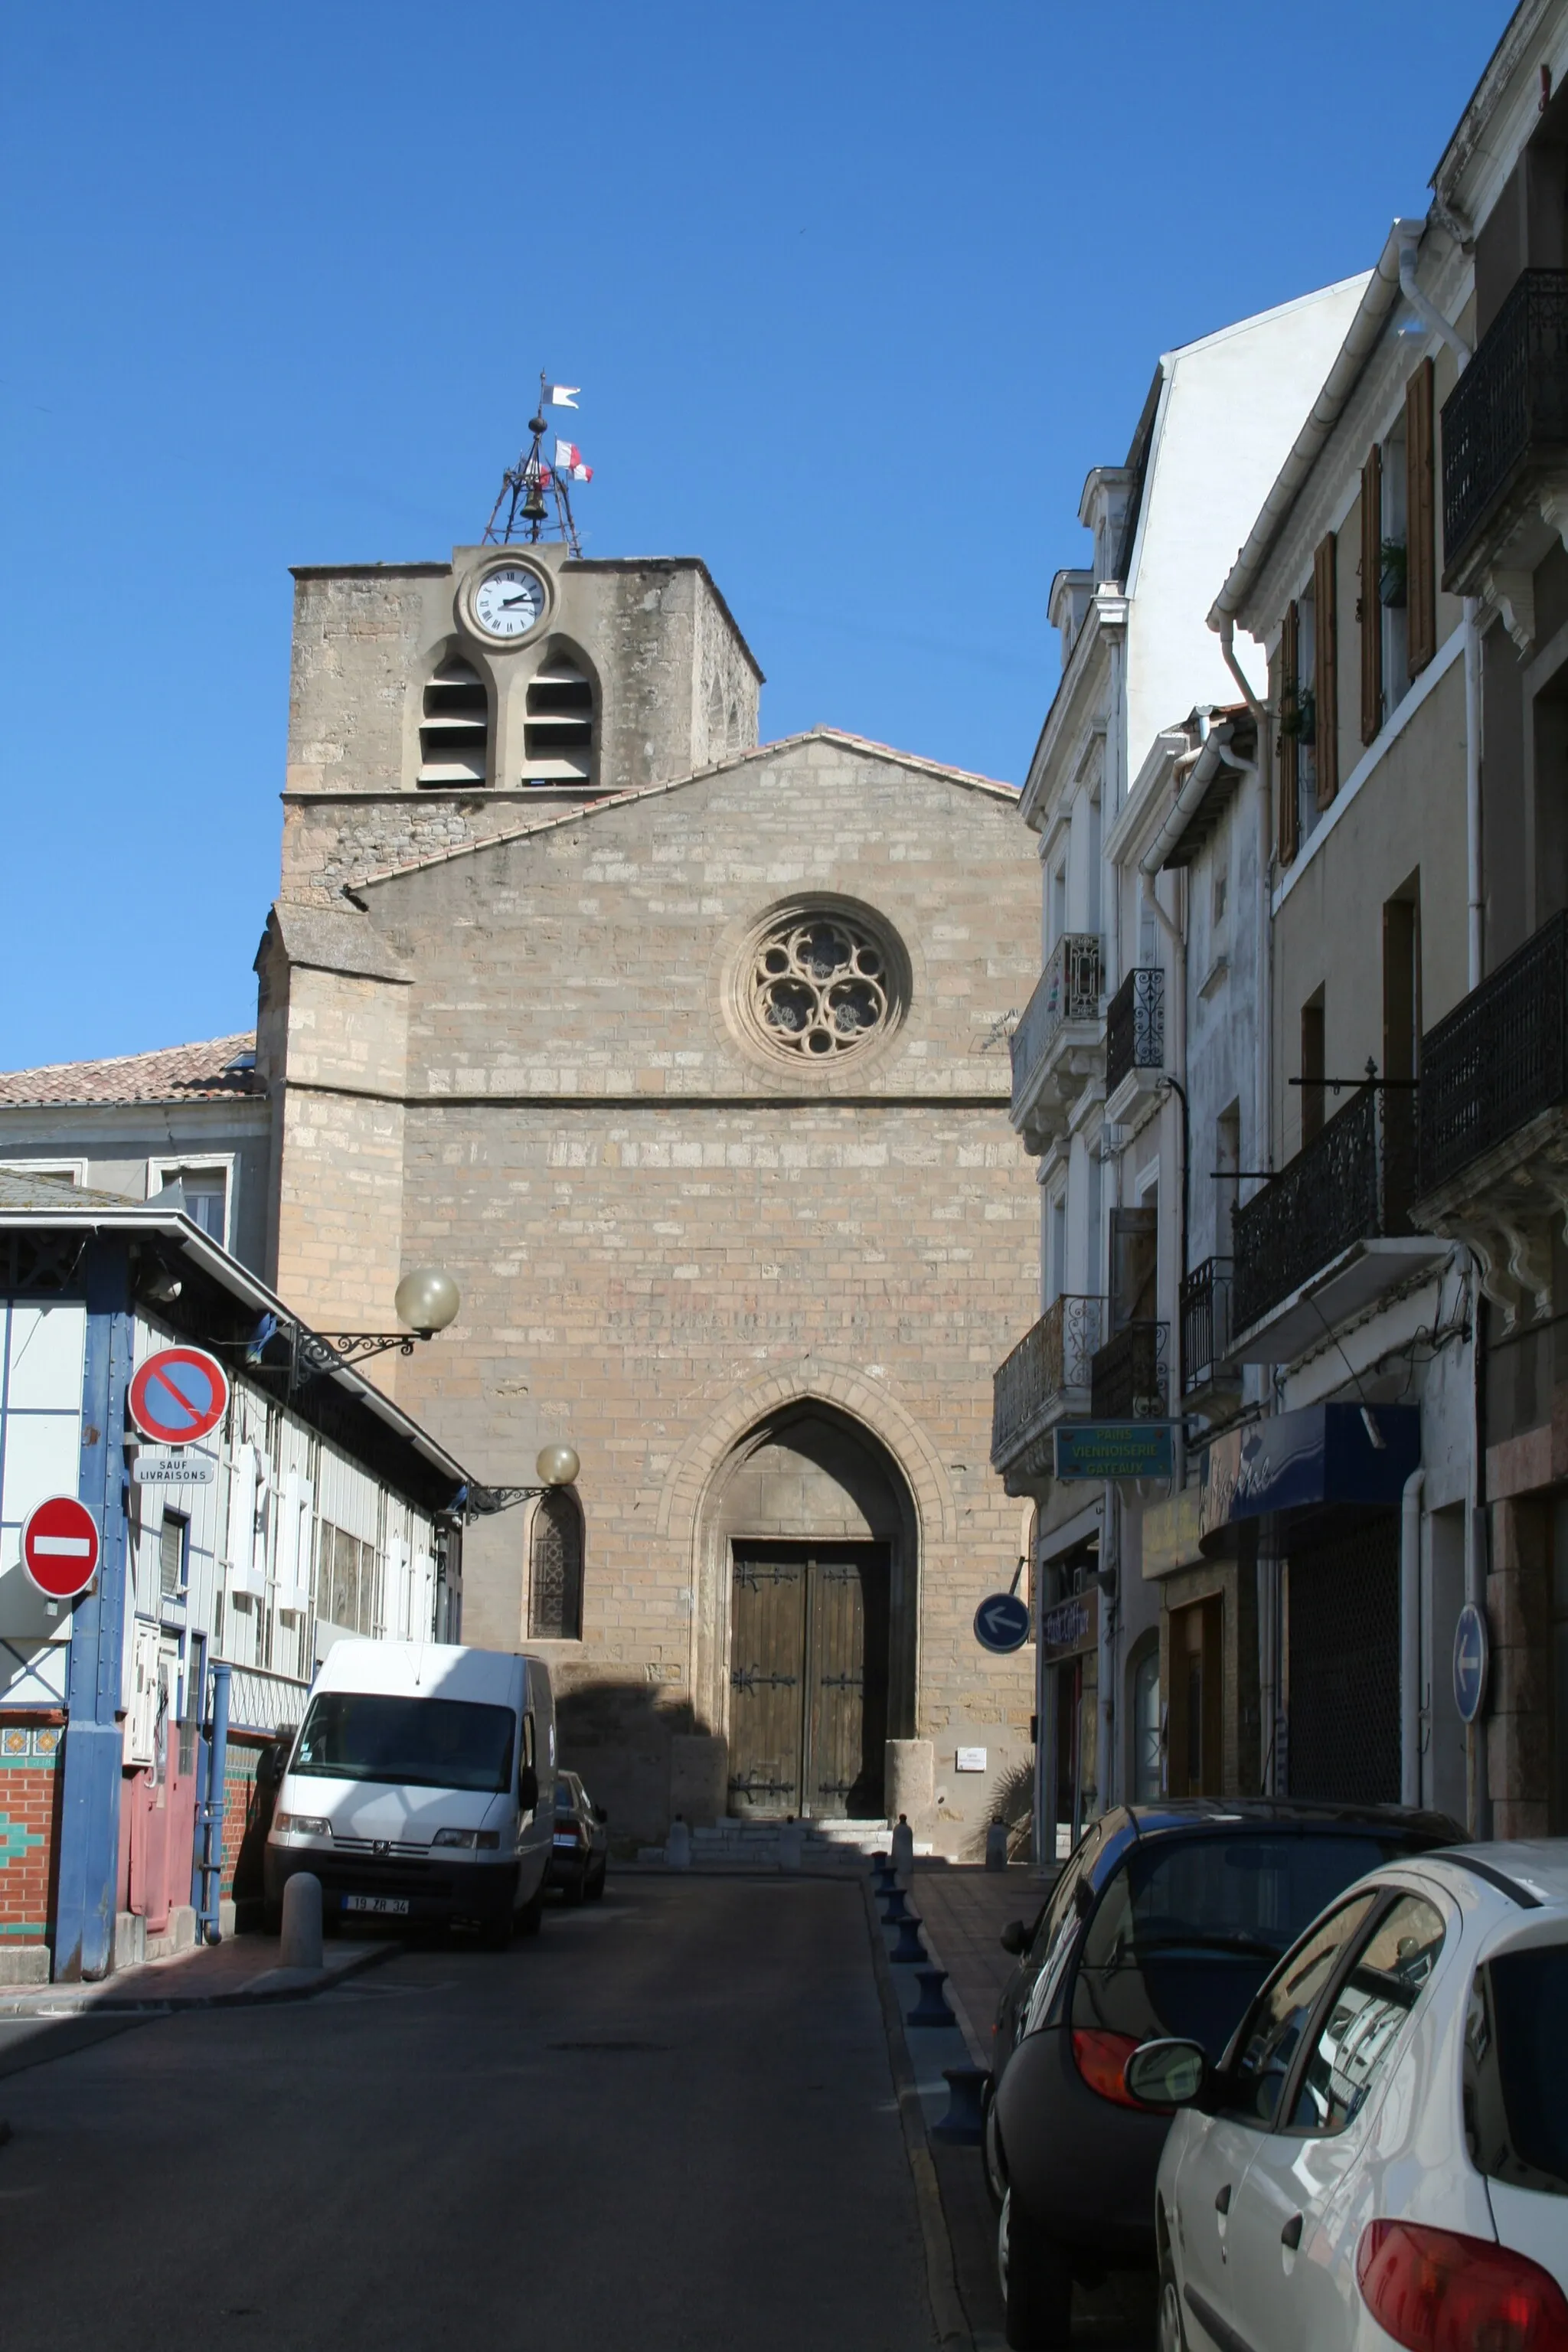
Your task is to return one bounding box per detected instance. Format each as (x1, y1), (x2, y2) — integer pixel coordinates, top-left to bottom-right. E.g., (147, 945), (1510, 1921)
(1314, 532), (1339, 808)
(1361, 444), (1383, 746)
(1279, 602), (1300, 865)
(1407, 359), (1436, 675)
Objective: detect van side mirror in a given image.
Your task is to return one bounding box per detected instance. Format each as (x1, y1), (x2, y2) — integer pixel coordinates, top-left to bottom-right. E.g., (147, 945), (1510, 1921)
(999, 1918), (1029, 1956)
(519, 1763), (539, 1812)
(1122, 2038), (1209, 2111)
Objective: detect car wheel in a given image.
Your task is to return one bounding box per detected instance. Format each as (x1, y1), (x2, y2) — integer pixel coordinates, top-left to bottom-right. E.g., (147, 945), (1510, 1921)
(517, 1882), (546, 1939)
(564, 1867), (587, 1906)
(263, 1900), (283, 1937)
(1158, 2243), (1188, 2352)
(584, 1860), (607, 1902)
(981, 2079), (1007, 2213)
(998, 2187), (1073, 2350)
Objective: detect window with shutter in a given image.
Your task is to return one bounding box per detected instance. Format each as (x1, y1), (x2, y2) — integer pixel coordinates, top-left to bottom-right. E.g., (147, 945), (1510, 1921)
(1361, 447), (1383, 746)
(1279, 603), (1301, 866)
(1407, 360), (1437, 675)
(1314, 533), (1339, 808)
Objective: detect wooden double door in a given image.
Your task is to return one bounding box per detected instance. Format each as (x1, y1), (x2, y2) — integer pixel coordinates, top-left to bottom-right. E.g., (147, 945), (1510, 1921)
(728, 1543), (889, 1820)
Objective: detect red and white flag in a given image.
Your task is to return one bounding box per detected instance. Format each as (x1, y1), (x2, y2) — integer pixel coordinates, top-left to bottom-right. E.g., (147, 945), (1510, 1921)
(547, 384), (580, 408)
(555, 438), (593, 482)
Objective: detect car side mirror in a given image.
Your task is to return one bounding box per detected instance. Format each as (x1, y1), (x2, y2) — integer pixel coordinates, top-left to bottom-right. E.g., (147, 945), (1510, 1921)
(519, 1763), (539, 1812)
(594, 1805), (609, 1824)
(999, 1918), (1029, 1956)
(1122, 2038), (1209, 2111)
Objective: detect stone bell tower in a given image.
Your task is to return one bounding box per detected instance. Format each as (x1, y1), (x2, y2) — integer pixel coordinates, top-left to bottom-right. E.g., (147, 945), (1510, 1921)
(279, 542), (764, 904)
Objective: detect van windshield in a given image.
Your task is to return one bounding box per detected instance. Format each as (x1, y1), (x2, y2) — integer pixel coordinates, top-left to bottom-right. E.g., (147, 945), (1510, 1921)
(292, 1694), (517, 1794)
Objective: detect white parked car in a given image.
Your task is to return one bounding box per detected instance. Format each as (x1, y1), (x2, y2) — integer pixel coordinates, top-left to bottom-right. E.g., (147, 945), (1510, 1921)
(1127, 1843), (1568, 2352)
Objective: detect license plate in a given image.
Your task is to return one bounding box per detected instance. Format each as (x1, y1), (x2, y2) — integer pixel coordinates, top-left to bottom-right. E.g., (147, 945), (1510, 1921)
(553, 1834), (580, 1847)
(343, 1894), (410, 1916)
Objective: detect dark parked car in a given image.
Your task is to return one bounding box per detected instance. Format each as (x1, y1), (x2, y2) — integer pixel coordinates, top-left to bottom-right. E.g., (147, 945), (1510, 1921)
(987, 1798), (1460, 2350)
(547, 1770), (608, 1903)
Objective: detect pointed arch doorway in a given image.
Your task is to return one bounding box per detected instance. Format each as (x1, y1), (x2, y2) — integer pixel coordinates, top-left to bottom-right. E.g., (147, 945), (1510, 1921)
(706, 1405), (919, 1822)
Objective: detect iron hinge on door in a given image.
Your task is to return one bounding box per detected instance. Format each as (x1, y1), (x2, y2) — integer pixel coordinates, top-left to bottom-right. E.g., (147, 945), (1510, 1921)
(730, 1668), (799, 1692)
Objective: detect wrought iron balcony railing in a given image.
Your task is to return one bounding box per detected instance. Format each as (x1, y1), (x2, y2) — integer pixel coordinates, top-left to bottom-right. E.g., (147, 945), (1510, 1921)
(1418, 908), (1568, 1197)
(1442, 268), (1568, 578)
(1106, 966), (1165, 1096)
(1089, 1320), (1168, 1419)
(1009, 933), (1102, 1105)
(1232, 1084), (1413, 1336)
(1180, 1258), (1233, 1396)
(991, 1293), (1104, 1464)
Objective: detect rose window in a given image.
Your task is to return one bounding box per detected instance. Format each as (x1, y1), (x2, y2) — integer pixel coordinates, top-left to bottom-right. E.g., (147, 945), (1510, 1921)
(751, 916), (891, 1057)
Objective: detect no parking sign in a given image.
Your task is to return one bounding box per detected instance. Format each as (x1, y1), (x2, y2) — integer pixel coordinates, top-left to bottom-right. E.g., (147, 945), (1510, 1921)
(128, 1347), (229, 1446)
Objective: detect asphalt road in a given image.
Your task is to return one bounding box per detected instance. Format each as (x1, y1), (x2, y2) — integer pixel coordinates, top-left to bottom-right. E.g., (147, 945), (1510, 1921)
(0, 1876), (935, 2352)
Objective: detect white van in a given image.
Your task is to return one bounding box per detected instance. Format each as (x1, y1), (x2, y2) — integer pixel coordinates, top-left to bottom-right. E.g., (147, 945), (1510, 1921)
(264, 1642), (557, 1946)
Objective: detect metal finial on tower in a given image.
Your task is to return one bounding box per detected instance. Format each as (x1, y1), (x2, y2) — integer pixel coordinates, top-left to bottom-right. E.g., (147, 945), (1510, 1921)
(483, 371), (593, 555)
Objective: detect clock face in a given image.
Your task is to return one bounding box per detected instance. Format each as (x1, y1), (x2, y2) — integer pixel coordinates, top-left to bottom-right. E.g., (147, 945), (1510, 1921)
(472, 565), (547, 641)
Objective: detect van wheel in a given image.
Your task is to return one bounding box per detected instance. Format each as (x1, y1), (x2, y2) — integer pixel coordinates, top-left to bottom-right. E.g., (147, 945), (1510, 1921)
(999, 2187), (1073, 2350)
(517, 1883), (546, 1939)
(478, 1913), (513, 1953)
(263, 1900), (283, 1937)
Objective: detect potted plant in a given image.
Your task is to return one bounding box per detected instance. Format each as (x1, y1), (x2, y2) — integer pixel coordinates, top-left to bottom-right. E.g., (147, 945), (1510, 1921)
(1379, 538), (1408, 609)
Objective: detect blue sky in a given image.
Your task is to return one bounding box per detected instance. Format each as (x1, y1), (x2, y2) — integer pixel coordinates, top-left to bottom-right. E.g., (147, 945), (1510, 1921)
(1, 1), (1509, 1068)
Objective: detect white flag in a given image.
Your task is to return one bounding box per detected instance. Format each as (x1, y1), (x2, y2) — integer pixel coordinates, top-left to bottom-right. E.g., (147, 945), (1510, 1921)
(547, 384), (580, 409)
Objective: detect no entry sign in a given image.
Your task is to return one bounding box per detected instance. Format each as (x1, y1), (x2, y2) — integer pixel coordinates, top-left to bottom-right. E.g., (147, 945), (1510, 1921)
(21, 1495), (100, 1601)
(128, 1347), (229, 1446)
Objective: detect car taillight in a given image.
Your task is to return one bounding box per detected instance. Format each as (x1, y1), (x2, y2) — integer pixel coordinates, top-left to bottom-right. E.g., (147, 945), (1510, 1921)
(1357, 2220), (1568, 2352)
(1070, 2030), (1145, 2108)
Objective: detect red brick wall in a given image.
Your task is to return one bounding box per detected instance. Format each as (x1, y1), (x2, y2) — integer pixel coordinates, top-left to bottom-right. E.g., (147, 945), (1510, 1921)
(0, 1717), (64, 1947)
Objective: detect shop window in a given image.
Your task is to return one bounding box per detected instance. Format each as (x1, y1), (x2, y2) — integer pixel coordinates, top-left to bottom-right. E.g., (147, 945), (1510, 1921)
(528, 1488), (583, 1641)
(1553, 1501), (1568, 1833)
(1167, 1595), (1223, 1797)
(1131, 1638), (1161, 1802)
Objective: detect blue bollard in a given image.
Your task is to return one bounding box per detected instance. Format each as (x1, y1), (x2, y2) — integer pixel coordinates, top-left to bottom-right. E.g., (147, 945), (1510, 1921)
(933, 2066), (989, 2144)
(907, 1967), (958, 2029)
(889, 1915), (926, 1965)
(880, 1886), (912, 1925)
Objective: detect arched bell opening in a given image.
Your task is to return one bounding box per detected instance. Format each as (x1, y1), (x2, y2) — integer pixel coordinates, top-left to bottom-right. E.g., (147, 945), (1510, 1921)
(694, 1403), (920, 1824)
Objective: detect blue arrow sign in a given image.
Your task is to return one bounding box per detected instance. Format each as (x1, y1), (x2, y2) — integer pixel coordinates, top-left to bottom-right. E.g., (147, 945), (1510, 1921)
(1453, 1602), (1489, 1726)
(974, 1592), (1031, 1655)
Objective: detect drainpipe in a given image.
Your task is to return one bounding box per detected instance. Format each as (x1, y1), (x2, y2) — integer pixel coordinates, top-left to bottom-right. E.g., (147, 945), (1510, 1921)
(1400, 1469), (1425, 1808)
(197, 1661), (231, 1945)
(1215, 622), (1274, 1186)
(1396, 230), (1481, 988)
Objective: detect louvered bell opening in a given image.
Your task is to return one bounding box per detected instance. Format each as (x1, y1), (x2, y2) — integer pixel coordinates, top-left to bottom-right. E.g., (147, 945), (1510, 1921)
(521, 663), (593, 784)
(419, 659), (488, 786)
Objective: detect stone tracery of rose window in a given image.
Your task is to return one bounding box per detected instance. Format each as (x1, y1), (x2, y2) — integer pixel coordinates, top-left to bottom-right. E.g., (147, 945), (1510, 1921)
(751, 916), (890, 1057)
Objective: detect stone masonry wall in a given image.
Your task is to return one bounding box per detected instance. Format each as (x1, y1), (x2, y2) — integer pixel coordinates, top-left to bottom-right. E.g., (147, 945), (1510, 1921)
(293, 736), (1046, 1848)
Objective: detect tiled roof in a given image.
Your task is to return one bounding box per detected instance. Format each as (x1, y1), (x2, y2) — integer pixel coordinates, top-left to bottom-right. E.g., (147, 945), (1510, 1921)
(0, 1033), (259, 1108)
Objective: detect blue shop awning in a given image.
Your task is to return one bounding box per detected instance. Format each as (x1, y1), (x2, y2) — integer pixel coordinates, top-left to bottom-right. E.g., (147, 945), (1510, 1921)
(1197, 1403), (1419, 1554)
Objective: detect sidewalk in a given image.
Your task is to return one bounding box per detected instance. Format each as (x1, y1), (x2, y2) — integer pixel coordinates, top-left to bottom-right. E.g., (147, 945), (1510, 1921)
(910, 1861), (1050, 2066)
(0, 1929), (394, 2017)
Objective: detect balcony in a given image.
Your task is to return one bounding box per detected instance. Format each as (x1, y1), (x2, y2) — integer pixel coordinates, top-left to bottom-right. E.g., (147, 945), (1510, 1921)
(991, 1294), (1104, 1489)
(1413, 910), (1568, 1328)
(1229, 1084), (1444, 1364)
(1009, 934), (1103, 1155)
(1442, 269), (1568, 607)
(1105, 966), (1165, 1117)
(1180, 1257), (1238, 1402)
(1089, 1320), (1168, 1418)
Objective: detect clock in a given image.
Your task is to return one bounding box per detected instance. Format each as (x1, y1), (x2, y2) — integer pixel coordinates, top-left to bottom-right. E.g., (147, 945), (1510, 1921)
(471, 564), (547, 642)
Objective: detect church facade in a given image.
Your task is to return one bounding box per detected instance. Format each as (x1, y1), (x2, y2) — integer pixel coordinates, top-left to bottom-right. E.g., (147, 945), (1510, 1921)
(8, 536), (1047, 1852)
